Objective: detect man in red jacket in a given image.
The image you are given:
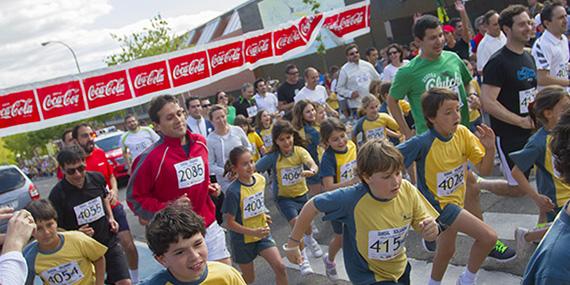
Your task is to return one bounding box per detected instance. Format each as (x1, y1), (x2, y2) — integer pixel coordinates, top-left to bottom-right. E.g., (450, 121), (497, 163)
(127, 94), (230, 264)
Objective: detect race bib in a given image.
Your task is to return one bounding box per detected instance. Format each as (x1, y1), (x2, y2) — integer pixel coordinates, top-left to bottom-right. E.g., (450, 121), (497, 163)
(281, 166), (303, 186)
(340, 160), (357, 183)
(174, 157), (205, 189)
(73, 197), (105, 225)
(366, 127), (385, 140)
(41, 261), (84, 285)
(262, 134), (273, 148)
(436, 164), (466, 197)
(243, 191), (265, 219)
(368, 225), (409, 261)
(247, 106), (258, 117)
(519, 88), (536, 114)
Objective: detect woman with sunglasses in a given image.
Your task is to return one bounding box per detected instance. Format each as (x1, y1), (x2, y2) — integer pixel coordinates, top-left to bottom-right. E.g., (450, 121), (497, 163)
(381, 44), (410, 82)
(215, 91), (236, 125)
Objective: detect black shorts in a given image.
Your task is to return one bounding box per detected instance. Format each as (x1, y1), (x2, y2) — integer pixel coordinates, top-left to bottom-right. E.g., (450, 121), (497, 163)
(374, 262), (411, 285)
(105, 243), (131, 283)
(112, 203), (130, 232)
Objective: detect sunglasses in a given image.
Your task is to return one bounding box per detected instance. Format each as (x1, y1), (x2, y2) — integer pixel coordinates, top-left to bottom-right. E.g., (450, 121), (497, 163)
(64, 164), (86, 175)
(79, 132), (97, 139)
(389, 51), (400, 55)
(287, 71), (299, 75)
(201, 104), (211, 108)
(349, 51), (359, 56)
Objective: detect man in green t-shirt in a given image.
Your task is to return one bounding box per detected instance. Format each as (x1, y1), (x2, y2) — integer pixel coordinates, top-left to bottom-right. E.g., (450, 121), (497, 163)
(389, 14), (473, 138)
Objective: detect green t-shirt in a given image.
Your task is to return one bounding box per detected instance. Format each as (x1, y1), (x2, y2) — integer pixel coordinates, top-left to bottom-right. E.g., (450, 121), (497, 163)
(227, 105), (236, 125)
(390, 51), (472, 135)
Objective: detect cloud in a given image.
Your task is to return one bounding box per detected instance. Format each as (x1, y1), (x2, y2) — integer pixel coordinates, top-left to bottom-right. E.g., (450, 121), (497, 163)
(0, 0), (221, 90)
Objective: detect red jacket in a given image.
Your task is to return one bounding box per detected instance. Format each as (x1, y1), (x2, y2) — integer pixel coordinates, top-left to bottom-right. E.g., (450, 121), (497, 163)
(126, 130), (215, 226)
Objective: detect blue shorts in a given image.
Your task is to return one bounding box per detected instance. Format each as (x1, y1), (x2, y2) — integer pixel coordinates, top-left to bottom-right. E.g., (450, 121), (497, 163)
(230, 237), (275, 264)
(112, 203), (130, 232)
(306, 174), (321, 185)
(276, 194), (308, 222)
(374, 262), (411, 285)
(331, 221), (343, 235)
(436, 203), (462, 230)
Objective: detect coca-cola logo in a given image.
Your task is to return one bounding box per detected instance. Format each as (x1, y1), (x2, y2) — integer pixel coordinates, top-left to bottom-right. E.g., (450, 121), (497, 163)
(173, 59), (205, 79)
(134, 69), (165, 89)
(87, 79), (126, 101)
(0, 99), (34, 119)
(211, 48), (241, 68)
(245, 39), (270, 57)
(42, 88), (81, 111)
(331, 12), (364, 32)
(276, 30), (301, 50)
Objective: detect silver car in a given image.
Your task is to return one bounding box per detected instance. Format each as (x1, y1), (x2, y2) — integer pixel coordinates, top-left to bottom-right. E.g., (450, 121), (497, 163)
(0, 165), (40, 232)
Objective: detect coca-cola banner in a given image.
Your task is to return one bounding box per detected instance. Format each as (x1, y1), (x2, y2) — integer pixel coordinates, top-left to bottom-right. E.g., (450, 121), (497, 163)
(0, 1), (370, 137)
(169, 51), (210, 87)
(83, 70), (132, 109)
(128, 61), (171, 97)
(0, 90), (41, 129)
(36, 81), (86, 119)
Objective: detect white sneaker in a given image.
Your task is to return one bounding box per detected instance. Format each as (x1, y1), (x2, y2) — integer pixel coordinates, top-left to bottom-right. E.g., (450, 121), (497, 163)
(322, 253), (339, 281)
(515, 227), (530, 254)
(311, 222), (319, 235)
(300, 249), (314, 276)
(304, 235), (323, 258)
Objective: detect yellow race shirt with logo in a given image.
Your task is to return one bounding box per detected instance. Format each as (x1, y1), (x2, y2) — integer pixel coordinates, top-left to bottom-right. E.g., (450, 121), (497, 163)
(222, 173), (268, 243)
(142, 261), (246, 285)
(257, 126), (273, 149)
(353, 113), (400, 147)
(320, 140), (358, 183)
(313, 180), (438, 284)
(23, 231), (107, 285)
(255, 146), (314, 198)
(247, 132), (264, 162)
(397, 125), (485, 210)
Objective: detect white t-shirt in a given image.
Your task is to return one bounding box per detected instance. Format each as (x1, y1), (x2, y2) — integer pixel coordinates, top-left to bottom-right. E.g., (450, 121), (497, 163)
(532, 29), (570, 90)
(380, 60), (410, 82)
(336, 60), (381, 109)
(477, 32), (507, 72)
(120, 127), (160, 160)
(253, 92), (279, 114)
(0, 251), (28, 285)
(294, 85), (328, 105)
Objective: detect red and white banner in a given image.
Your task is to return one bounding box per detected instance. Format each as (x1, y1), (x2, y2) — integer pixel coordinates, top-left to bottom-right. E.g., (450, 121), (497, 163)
(0, 1), (370, 137)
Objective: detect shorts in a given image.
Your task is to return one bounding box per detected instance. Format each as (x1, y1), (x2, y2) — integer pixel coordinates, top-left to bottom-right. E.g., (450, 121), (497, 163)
(331, 221), (343, 235)
(230, 237), (275, 264)
(205, 221), (231, 261)
(105, 243), (131, 283)
(112, 203), (130, 232)
(374, 262), (411, 285)
(547, 206), (564, 223)
(306, 174), (321, 185)
(276, 194), (308, 222)
(496, 135), (531, 186)
(436, 204), (462, 230)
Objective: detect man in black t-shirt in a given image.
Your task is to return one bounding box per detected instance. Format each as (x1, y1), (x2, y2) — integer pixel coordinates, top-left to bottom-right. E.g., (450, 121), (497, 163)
(49, 146), (131, 284)
(443, 2), (472, 60)
(233, 82), (258, 119)
(481, 5), (536, 195)
(277, 64), (305, 114)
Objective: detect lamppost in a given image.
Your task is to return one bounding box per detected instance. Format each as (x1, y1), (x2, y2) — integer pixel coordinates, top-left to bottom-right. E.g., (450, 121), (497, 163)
(41, 41), (81, 73)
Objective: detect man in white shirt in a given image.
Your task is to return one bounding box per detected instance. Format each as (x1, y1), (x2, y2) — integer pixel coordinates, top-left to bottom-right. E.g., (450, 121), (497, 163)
(336, 43), (381, 117)
(120, 114), (160, 168)
(185, 96), (214, 138)
(531, 2), (570, 90)
(295, 67), (338, 116)
(253, 78), (279, 115)
(477, 9), (507, 73)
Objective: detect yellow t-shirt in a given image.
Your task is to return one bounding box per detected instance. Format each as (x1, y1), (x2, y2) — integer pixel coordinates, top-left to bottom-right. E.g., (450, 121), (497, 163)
(247, 132), (264, 162)
(258, 126), (273, 149)
(143, 261), (246, 285)
(354, 113), (400, 147)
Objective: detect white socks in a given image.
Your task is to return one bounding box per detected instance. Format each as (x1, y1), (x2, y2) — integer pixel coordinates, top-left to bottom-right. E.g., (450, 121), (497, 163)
(129, 269), (139, 284)
(428, 278), (441, 285)
(459, 269), (477, 285)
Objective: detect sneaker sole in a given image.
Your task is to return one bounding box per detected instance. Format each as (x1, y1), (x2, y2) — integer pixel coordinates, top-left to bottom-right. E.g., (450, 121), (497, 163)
(487, 253), (517, 263)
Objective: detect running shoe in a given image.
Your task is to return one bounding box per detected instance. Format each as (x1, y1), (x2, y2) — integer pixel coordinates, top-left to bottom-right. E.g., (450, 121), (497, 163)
(311, 222), (319, 235)
(487, 240), (516, 262)
(304, 235), (324, 258)
(515, 227), (530, 254)
(300, 249), (314, 276)
(422, 239), (437, 253)
(322, 253), (339, 281)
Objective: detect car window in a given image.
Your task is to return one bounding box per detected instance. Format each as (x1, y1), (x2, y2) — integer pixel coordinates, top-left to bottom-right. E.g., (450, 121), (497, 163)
(95, 134), (121, 152)
(0, 168), (26, 194)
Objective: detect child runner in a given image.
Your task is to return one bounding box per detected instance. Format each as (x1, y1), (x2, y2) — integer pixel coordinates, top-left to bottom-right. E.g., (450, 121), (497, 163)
(24, 199), (107, 285)
(222, 146), (288, 284)
(142, 203), (246, 285)
(397, 87), (509, 285)
(255, 120), (321, 275)
(292, 100), (323, 195)
(234, 115), (266, 162)
(255, 110), (274, 150)
(353, 95), (402, 147)
(318, 117), (360, 281)
(286, 139), (439, 285)
(510, 86), (570, 244)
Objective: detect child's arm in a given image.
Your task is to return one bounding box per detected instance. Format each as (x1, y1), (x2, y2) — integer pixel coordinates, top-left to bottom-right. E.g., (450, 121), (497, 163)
(301, 155), (318, 177)
(94, 256), (105, 285)
(103, 196), (118, 233)
(286, 199), (320, 264)
(512, 166), (555, 213)
(474, 124), (496, 176)
(223, 214), (269, 239)
(385, 128), (402, 139)
(322, 176), (359, 192)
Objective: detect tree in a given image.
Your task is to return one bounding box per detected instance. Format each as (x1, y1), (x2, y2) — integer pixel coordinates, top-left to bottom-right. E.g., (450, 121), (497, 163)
(0, 138), (16, 165)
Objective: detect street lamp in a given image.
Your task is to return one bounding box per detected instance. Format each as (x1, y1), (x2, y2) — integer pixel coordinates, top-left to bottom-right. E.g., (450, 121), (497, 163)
(41, 41), (81, 73)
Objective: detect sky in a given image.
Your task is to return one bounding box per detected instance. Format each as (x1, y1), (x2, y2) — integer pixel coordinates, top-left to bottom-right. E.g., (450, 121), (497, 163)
(0, 0), (248, 90)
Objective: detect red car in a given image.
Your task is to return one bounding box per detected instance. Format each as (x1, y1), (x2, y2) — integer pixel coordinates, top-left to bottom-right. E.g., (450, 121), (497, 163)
(94, 131), (129, 182)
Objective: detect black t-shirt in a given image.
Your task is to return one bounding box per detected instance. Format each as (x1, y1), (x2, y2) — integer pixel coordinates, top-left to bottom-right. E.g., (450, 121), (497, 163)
(277, 80), (305, 104)
(444, 38), (470, 60)
(48, 171), (116, 247)
(233, 96), (257, 118)
(483, 46), (537, 139)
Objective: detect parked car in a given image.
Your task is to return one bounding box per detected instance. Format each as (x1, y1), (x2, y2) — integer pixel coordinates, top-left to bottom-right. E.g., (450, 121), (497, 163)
(93, 131), (129, 182)
(0, 165), (40, 233)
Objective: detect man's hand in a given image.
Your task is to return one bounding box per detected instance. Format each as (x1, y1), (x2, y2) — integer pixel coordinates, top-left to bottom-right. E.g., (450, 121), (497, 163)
(0, 207), (14, 221)
(108, 189), (119, 205)
(475, 124), (496, 151)
(533, 194), (555, 214)
(208, 183), (222, 198)
(519, 116), (535, 129)
(1, 209), (36, 254)
(78, 224), (95, 237)
(468, 94), (481, 110)
(350, 90), (359, 99)
(455, 0), (465, 12)
(419, 218), (439, 241)
(108, 218), (119, 233)
(138, 216), (149, 226)
(173, 194), (192, 208)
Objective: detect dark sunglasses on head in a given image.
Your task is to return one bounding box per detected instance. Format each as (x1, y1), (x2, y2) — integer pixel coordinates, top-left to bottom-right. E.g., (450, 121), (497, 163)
(65, 164), (86, 175)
